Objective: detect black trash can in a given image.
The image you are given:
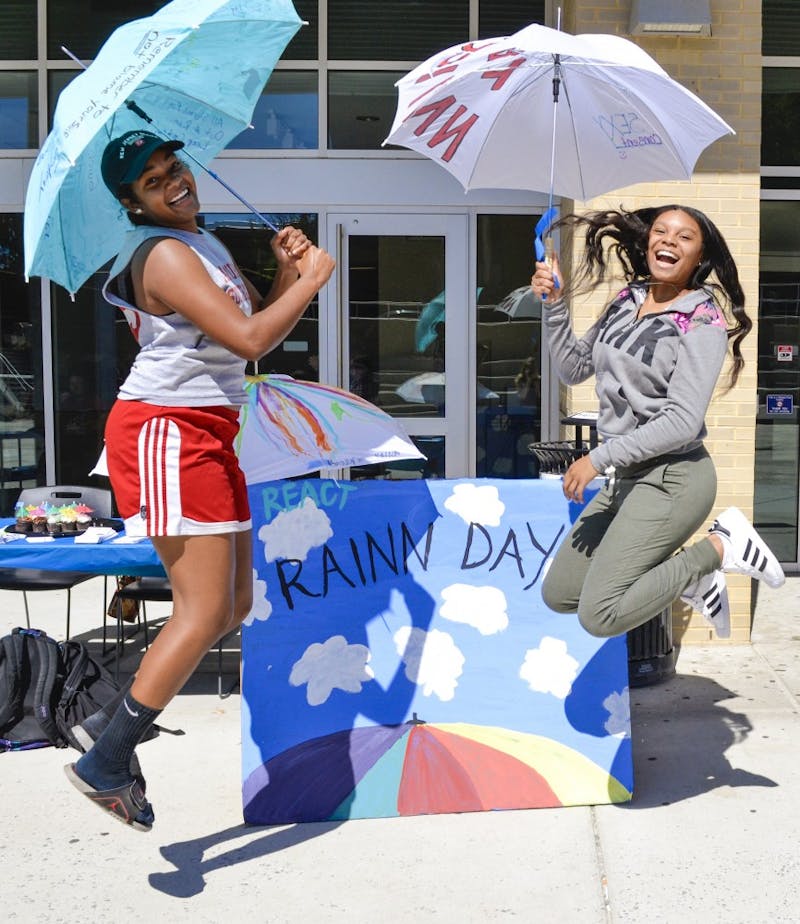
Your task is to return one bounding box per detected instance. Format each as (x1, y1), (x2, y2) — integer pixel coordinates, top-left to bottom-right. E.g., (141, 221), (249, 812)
(626, 607), (676, 687)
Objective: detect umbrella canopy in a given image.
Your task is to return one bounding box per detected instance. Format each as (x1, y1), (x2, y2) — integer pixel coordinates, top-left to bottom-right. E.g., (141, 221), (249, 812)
(494, 285), (542, 320)
(396, 371), (499, 406)
(384, 23), (733, 201)
(243, 719), (632, 823)
(24, 0), (302, 294)
(235, 375), (425, 483)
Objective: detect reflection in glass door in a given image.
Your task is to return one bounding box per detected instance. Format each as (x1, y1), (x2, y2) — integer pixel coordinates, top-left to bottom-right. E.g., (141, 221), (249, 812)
(328, 214), (468, 479)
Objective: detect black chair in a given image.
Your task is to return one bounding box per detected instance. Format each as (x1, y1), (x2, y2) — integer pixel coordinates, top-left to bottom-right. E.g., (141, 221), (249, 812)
(111, 576), (239, 698)
(0, 485), (113, 640)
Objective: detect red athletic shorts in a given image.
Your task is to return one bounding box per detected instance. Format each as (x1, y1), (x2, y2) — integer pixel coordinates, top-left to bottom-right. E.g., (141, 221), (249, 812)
(105, 400), (251, 537)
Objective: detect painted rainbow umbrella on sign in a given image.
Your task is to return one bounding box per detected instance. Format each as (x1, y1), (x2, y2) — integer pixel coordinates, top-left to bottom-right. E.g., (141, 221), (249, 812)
(243, 716), (632, 824)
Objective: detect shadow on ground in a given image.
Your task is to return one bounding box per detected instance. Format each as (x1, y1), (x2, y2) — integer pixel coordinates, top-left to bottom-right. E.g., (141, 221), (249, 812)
(150, 820), (344, 897)
(624, 667), (777, 809)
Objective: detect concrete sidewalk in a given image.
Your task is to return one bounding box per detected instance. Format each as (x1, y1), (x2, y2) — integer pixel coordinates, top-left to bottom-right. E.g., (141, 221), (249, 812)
(2, 575), (799, 923)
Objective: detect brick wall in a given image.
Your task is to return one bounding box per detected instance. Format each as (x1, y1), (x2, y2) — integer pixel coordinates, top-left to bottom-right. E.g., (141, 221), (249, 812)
(558, 0), (763, 643)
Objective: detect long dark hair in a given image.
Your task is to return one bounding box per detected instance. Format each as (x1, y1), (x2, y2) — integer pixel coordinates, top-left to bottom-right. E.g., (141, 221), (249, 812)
(552, 205), (751, 388)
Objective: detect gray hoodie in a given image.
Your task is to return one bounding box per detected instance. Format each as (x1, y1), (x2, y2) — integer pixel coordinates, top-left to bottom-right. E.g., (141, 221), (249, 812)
(543, 282), (729, 471)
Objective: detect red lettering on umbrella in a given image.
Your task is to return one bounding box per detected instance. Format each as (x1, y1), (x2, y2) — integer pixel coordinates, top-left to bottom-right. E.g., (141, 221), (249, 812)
(436, 40), (497, 66)
(415, 65), (457, 85)
(481, 53), (525, 91)
(409, 95), (456, 132)
(409, 96), (478, 161)
(427, 110), (478, 161)
(409, 41), (500, 108)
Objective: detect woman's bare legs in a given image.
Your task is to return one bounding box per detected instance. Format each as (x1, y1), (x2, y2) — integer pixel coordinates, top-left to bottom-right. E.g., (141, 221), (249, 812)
(68, 529), (252, 826)
(131, 530), (253, 709)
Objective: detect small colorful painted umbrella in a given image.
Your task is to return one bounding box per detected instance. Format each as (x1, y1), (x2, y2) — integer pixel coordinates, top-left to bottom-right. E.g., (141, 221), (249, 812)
(243, 717), (632, 823)
(235, 374), (425, 483)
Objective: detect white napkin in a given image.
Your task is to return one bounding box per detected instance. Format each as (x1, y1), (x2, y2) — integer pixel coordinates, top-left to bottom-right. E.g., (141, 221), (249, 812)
(111, 535), (147, 544)
(0, 529), (26, 542)
(74, 527), (117, 544)
(25, 536), (55, 543)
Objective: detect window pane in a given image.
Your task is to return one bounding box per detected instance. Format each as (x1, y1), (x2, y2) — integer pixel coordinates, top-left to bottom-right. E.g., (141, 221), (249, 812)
(284, 0), (318, 60)
(51, 268), (118, 486)
(328, 0), (468, 60)
(47, 70), (78, 127)
(0, 73), (37, 148)
(202, 213), (320, 378)
(329, 71), (405, 149)
(479, 1), (546, 37)
(0, 2), (37, 59)
(1, 215), (44, 513)
(476, 213), (541, 479)
(763, 0), (800, 56)
(755, 200), (800, 562)
(347, 233), (446, 421)
(762, 69), (800, 167)
(228, 71), (318, 150)
(47, 1), (167, 60)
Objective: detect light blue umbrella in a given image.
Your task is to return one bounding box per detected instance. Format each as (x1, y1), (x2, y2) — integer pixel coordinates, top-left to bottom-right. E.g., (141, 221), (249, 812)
(24, 0), (302, 295)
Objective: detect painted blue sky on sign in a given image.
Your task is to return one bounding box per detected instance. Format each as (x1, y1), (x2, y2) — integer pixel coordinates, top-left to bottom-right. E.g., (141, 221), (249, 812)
(241, 478), (633, 801)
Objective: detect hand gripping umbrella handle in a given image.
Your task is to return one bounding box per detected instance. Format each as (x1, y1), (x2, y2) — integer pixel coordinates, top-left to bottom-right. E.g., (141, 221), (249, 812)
(534, 207), (560, 301)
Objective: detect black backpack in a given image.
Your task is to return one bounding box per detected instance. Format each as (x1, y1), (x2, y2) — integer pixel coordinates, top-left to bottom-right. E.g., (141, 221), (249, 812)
(0, 627), (133, 752)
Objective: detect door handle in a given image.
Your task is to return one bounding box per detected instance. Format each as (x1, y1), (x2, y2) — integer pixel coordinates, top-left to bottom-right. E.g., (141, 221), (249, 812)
(335, 222), (346, 390)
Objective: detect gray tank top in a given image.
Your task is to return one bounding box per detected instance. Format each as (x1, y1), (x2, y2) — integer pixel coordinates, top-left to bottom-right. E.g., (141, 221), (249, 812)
(102, 226), (251, 406)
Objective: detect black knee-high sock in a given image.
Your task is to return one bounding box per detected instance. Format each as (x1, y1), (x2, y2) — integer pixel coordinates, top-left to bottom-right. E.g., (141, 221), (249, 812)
(75, 693), (161, 789)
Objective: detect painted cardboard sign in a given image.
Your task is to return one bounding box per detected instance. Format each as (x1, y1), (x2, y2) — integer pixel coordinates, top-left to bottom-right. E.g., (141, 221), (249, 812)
(241, 478), (633, 823)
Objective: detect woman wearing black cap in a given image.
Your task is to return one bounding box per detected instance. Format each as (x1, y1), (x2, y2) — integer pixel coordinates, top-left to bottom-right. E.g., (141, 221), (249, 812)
(64, 130), (335, 831)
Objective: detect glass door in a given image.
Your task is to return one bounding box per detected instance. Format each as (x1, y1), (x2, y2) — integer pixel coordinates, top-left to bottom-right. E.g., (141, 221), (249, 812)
(326, 213), (469, 478)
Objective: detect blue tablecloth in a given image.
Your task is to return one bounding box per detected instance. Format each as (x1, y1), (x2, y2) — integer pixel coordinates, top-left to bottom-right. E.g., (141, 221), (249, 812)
(0, 520), (165, 576)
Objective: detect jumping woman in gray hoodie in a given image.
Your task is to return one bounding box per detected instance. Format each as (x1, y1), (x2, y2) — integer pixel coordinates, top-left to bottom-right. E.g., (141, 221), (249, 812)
(531, 205), (783, 640)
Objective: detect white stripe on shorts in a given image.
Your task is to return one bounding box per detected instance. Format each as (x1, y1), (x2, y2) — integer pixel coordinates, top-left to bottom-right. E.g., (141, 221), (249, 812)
(137, 417), (182, 535)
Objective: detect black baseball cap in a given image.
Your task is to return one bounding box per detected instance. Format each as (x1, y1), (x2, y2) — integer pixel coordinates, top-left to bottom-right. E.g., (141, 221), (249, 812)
(101, 130), (184, 196)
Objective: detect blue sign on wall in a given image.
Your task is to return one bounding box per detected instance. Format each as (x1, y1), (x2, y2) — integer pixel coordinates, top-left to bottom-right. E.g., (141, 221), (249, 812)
(766, 394), (794, 415)
(241, 478), (633, 823)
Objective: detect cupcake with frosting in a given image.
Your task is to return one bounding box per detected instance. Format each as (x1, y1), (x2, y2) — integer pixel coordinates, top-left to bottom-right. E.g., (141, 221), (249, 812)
(14, 501), (32, 533)
(73, 503), (94, 530)
(29, 504), (48, 533)
(47, 511), (63, 535)
(59, 504), (79, 533)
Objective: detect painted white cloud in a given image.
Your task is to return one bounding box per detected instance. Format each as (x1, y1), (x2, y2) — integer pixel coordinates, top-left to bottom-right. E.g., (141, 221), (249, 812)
(603, 688), (631, 738)
(242, 568), (273, 627)
(439, 583), (508, 635)
(394, 626), (464, 702)
(289, 635), (374, 706)
(519, 636), (579, 699)
(258, 497), (333, 563)
(443, 482), (505, 527)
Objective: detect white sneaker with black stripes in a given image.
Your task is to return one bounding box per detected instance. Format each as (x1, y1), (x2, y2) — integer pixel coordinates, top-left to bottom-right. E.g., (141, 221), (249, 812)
(710, 507), (785, 588)
(680, 570), (730, 639)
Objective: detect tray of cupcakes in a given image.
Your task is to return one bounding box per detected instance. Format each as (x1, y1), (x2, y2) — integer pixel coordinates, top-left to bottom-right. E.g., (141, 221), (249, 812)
(9, 501), (123, 538)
